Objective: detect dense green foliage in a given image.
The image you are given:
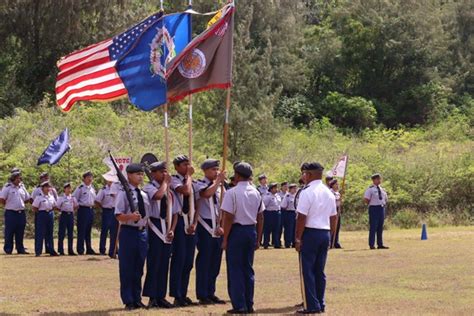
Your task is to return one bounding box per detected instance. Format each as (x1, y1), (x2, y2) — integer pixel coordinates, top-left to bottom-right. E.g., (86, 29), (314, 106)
(0, 0), (473, 230)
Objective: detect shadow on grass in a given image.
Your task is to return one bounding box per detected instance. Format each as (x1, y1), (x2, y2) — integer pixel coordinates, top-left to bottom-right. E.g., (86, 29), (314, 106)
(45, 308), (125, 315)
(257, 305), (298, 314)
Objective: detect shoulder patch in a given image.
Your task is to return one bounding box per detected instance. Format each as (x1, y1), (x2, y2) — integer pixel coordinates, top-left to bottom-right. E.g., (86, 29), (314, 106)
(369, 185), (374, 188)
(79, 184), (84, 188)
(5, 183), (11, 187)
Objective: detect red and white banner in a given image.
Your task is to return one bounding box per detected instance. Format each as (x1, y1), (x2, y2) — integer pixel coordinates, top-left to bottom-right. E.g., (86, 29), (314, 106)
(327, 155), (348, 178)
(102, 156), (132, 181)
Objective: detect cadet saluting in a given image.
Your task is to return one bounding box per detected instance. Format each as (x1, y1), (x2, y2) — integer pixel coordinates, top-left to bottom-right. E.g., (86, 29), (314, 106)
(295, 162), (337, 314)
(115, 163), (150, 310)
(73, 171), (97, 255)
(142, 161), (177, 309)
(0, 171), (30, 254)
(364, 173), (389, 249)
(221, 162), (264, 314)
(194, 159), (226, 305)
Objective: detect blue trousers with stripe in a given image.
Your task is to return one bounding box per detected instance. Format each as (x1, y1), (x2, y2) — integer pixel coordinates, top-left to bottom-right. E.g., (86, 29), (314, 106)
(196, 218), (223, 300)
(263, 210), (281, 247)
(282, 210), (296, 248)
(226, 224), (256, 312)
(143, 218), (171, 300)
(99, 208), (114, 254)
(58, 212), (74, 254)
(35, 211), (55, 255)
(118, 226), (148, 305)
(369, 205), (385, 247)
(77, 206), (94, 254)
(301, 228), (330, 312)
(3, 210), (26, 254)
(170, 215), (197, 299)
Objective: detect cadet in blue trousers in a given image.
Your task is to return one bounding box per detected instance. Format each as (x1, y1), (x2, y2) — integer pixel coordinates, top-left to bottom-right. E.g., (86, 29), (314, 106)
(262, 183), (282, 249)
(56, 183), (78, 255)
(194, 159), (226, 305)
(364, 173), (389, 250)
(143, 161), (177, 309)
(221, 162), (264, 314)
(0, 171), (30, 254)
(73, 171), (97, 255)
(95, 179), (117, 255)
(295, 162), (337, 314)
(115, 163), (149, 311)
(281, 183), (297, 248)
(32, 181), (58, 257)
(169, 155), (198, 307)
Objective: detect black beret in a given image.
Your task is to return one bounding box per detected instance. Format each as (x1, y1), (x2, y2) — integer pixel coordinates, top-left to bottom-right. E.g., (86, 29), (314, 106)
(234, 162), (253, 178)
(280, 181), (288, 186)
(268, 182), (278, 190)
(371, 173), (381, 180)
(126, 163), (144, 174)
(63, 182), (72, 188)
(258, 174), (267, 180)
(82, 171), (93, 178)
(301, 162), (324, 172)
(201, 159), (220, 170)
(173, 155), (189, 165)
(40, 180), (51, 187)
(150, 161), (167, 172)
(289, 183), (298, 189)
(40, 172), (49, 179)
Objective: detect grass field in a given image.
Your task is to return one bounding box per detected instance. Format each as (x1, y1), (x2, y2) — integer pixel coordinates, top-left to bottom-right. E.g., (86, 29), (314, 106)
(1, 226), (473, 315)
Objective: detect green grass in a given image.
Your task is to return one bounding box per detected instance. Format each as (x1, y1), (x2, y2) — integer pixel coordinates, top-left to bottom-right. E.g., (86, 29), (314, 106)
(1, 226), (473, 315)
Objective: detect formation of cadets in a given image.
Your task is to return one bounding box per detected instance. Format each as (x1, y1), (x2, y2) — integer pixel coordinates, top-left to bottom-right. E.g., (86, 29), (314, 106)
(1, 159), (389, 314)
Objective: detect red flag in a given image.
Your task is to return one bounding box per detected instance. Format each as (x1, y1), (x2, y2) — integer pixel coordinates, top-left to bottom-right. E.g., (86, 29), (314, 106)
(166, 4), (234, 102)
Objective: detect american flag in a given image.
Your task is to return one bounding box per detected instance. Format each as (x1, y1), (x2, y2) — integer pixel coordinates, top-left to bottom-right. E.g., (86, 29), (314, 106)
(55, 12), (163, 112)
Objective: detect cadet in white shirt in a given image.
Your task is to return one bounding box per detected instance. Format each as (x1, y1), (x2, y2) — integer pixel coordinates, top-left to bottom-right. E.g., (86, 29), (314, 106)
(31, 172), (58, 200)
(295, 162), (337, 314)
(95, 179), (118, 255)
(142, 161), (177, 309)
(221, 162), (264, 314)
(32, 181), (58, 257)
(73, 171), (97, 255)
(56, 183), (78, 255)
(281, 183), (297, 248)
(194, 159), (226, 305)
(256, 174), (268, 195)
(0, 171), (30, 254)
(115, 163), (150, 310)
(262, 183), (282, 249)
(364, 173), (389, 249)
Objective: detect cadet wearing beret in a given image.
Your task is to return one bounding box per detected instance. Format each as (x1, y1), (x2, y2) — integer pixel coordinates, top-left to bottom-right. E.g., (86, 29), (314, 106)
(221, 162), (264, 314)
(32, 181), (58, 257)
(56, 183), (78, 255)
(262, 183), (282, 249)
(115, 163), (150, 310)
(281, 183), (298, 248)
(169, 155), (198, 306)
(295, 162), (337, 314)
(0, 171), (30, 254)
(143, 161), (177, 309)
(364, 173), (389, 249)
(194, 159), (226, 305)
(256, 174), (268, 195)
(73, 171), (97, 255)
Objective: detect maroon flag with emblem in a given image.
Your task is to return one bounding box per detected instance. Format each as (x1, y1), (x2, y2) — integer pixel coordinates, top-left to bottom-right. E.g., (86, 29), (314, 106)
(166, 4), (234, 102)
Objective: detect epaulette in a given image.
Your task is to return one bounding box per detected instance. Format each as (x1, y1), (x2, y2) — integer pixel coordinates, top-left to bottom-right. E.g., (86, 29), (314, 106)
(5, 183), (11, 188)
(198, 179), (206, 183)
(172, 175), (179, 178)
(79, 184), (84, 188)
(369, 185), (374, 188)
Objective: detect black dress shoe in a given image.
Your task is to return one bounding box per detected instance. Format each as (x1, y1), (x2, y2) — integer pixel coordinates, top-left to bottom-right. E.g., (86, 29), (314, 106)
(134, 301), (146, 309)
(334, 244), (342, 249)
(248, 307), (255, 313)
(125, 303), (137, 310)
(58, 252), (65, 256)
(174, 297), (188, 307)
(199, 297), (214, 305)
(297, 309), (321, 314)
(86, 249), (97, 255)
(227, 309), (247, 314)
(184, 297), (198, 305)
(157, 298), (174, 308)
(68, 252), (77, 256)
(18, 251), (30, 254)
(209, 295), (226, 304)
(50, 251), (59, 256)
(370, 246), (376, 250)
(378, 245), (389, 249)
(35, 254), (41, 257)
(148, 298), (160, 308)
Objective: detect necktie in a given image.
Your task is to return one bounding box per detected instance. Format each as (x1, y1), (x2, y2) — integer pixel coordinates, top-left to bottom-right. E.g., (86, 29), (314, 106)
(134, 188), (147, 218)
(160, 195), (168, 219)
(182, 178), (190, 214)
(376, 186), (383, 200)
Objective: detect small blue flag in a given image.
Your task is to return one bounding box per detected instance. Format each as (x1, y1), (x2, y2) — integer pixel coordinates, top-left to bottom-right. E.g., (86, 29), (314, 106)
(37, 128), (71, 166)
(116, 12), (191, 111)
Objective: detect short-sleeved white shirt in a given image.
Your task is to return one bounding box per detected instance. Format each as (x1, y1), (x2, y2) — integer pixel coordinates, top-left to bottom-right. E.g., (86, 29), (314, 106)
(0, 183), (30, 210)
(32, 193), (56, 211)
(297, 179), (337, 229)
(221, 181), (264, 225)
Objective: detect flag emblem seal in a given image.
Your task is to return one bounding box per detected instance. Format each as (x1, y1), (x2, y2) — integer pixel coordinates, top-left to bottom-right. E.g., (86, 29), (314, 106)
(150, 26), (175, 79)
(178, 48), (206, 79)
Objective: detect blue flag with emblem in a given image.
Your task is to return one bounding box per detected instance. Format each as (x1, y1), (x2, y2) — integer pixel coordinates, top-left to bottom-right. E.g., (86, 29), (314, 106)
(37, 128), (71, 166)
(116, 12), (191, 111)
